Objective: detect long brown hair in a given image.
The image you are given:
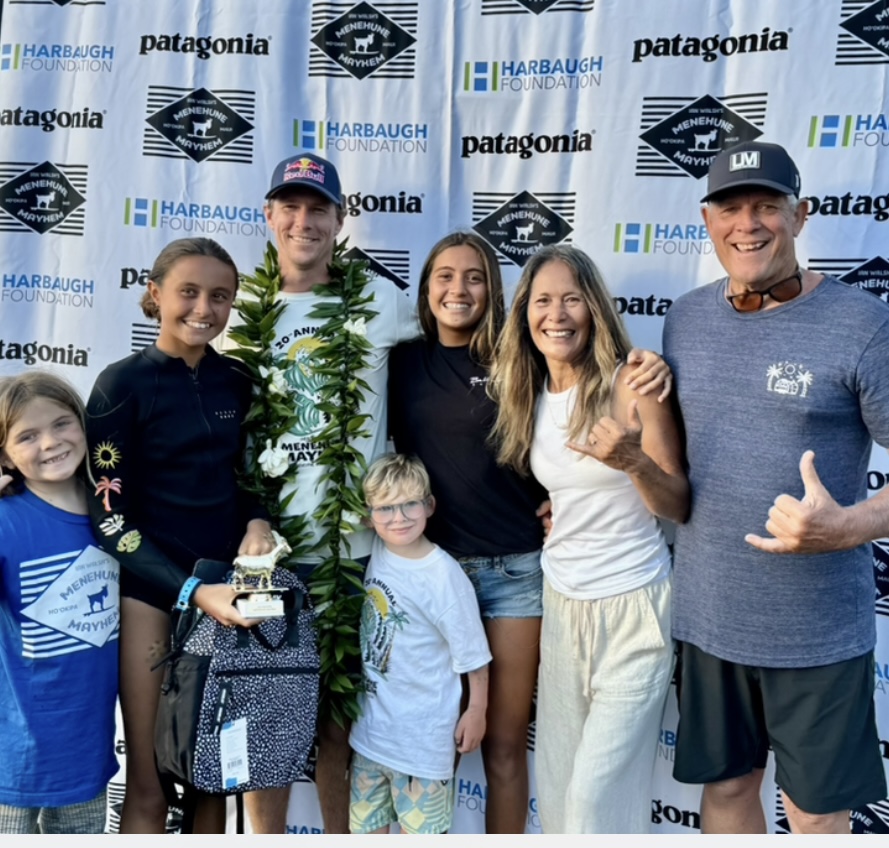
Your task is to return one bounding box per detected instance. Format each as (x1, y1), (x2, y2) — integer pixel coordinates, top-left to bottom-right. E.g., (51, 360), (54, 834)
(489, 244), (632, 474)
(417, 231), (505, 366)
(139, 237), (239, 320)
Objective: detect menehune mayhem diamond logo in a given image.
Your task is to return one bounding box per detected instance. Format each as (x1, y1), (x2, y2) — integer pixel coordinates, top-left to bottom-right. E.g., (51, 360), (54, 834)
(343, 245), (411, 291)
(479, 0), (594, 15)
(143, 86), (255, 163)
(309, 1), (418, 79)
(809, 255), (889, 301)
(636, 93), (766, 179)
(473, 190), (575, 267)
(0, 161), (87, 235)
(836, 0), (889, 65)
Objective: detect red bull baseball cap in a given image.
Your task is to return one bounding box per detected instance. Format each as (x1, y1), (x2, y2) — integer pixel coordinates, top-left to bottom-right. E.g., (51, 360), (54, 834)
(701, 141), (801, 203)
(265, 152), (343, 206)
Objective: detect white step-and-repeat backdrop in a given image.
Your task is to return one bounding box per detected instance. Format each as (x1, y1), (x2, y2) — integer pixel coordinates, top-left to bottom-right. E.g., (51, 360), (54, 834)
(1, 0), (888, 834)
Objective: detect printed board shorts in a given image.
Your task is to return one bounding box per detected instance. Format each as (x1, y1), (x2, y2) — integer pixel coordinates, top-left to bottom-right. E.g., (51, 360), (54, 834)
(349, 752), (455, 835)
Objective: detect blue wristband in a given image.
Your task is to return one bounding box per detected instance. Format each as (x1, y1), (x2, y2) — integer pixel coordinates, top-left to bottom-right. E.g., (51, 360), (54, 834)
(175, 577), (203, 611)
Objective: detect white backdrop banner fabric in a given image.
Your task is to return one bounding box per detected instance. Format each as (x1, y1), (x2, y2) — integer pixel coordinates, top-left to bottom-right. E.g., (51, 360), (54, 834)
(1, 0), (889, 834)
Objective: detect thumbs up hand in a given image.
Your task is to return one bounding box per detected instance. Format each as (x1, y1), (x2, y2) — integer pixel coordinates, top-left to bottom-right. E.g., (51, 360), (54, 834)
(745, 451), (848, 554)
(568, 400), (645, 473)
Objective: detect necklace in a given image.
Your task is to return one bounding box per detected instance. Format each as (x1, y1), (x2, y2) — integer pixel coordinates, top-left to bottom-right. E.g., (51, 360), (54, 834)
(545, 381), (574, 430)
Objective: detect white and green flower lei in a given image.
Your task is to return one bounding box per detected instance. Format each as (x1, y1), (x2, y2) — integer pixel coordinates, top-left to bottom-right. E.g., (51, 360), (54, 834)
(228, 239), (378, 727)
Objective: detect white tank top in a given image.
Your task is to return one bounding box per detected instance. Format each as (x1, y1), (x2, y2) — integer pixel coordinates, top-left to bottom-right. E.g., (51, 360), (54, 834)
(530, 381), (670, 600)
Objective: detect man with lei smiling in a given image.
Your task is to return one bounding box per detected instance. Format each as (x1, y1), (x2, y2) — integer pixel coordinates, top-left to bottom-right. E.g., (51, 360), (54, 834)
(246, 153), (419, 834)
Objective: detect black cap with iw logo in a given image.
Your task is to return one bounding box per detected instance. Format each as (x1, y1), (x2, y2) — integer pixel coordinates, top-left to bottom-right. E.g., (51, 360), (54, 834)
(701, 141), (801, 203)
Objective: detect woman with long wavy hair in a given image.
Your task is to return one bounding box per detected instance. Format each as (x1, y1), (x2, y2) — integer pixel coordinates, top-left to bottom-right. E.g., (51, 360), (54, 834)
(489, 244), (688, 834)
(388, 233), (672, 833)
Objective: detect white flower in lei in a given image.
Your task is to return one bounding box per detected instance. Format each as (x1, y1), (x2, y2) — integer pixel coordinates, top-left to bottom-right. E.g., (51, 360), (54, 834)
(257, 439), (290, 478)
(343, 316), (368, 337)
(259, 364), (290, 396)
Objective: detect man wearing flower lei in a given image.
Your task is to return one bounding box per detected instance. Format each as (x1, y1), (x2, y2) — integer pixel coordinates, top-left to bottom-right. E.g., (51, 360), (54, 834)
(232, 153), (419, 833)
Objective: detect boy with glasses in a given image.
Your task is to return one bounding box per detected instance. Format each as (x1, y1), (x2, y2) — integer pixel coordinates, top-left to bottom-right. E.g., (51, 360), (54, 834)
(348, 454), (491, 834)
(663, 140), (889, 834)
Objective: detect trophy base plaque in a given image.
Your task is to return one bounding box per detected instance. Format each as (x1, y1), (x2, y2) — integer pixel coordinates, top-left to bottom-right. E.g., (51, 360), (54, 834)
(236, 591), (285, 620)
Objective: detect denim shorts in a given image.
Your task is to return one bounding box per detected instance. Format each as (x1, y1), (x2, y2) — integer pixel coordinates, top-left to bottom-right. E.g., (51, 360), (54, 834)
(456, 550), (543, 619)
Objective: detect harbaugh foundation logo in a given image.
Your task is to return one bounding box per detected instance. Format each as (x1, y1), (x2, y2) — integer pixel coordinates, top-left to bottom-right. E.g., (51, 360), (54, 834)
(310, 1), (418, 80)
(293, 117), (430, 154)
(808, 111), (889, 148)
(836, 0), (889, 65)
(463, 55), (602, 93)
(636, 93), (766, 179)
(0, 161), (87, 235)
(1, 41), (113, 73)
(473, 190), (575, 268)
(144, 86), (254, 163)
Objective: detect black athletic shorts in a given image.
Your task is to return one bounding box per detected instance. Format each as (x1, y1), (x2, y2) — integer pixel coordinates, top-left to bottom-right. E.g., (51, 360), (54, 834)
(673, 641), (887, 815)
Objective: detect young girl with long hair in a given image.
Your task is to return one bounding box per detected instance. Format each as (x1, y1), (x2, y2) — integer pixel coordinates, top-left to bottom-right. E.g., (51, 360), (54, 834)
(489, 244), (688, 833)
(0, 372), (119, 834)
(388, 232), (671, 833)
(85, 237), (275, 833)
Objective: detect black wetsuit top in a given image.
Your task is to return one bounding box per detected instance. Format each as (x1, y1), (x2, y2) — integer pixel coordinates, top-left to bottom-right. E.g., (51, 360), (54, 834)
(85, 344), (264, 609)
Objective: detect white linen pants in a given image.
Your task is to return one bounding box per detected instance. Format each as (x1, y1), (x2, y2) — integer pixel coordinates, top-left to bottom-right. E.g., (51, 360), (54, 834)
(536, 575), (674, 833)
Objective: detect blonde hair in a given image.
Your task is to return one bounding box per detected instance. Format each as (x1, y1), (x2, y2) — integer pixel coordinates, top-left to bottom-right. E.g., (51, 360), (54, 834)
(363, 454), (431, 505)
(417, 231), (504, 366)
(0, 371), (87, 495)
(139, 237), (239, 320)
(489, 245), (632, 474)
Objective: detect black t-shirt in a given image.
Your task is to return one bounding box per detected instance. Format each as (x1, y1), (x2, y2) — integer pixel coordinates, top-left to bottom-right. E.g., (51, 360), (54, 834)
(388, 339), (545, 558)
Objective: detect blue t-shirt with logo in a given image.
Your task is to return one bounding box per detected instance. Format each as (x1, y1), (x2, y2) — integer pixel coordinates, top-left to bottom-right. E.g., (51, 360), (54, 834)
(664, 276), (889, 668)
(0, 488), (120, 806)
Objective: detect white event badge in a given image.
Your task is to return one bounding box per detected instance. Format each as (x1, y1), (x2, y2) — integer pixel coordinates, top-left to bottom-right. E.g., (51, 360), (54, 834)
(220, 717), (250, 789)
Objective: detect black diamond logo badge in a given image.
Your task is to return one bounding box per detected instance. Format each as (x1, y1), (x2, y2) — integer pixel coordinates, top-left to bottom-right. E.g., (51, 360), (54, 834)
(145, 88), (252, 163)
(640, 94), (762, 179)
(0, 161), (85, 234)
(873, 538), (889, 593)
(311, 1), (416, 80)
(841, 2), (889, 57)
(343, 246), (409, 290)
(513, 0), (566, 12)
(474, 190), (573, 268)
(840, 256), (889, 302)
(850, 800), (889, 834)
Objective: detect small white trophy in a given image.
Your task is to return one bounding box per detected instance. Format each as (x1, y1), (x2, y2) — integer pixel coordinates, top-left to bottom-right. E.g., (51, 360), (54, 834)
(231, 530), (292, 619)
